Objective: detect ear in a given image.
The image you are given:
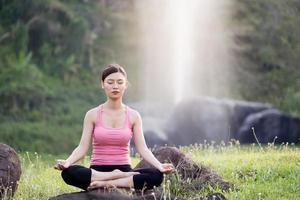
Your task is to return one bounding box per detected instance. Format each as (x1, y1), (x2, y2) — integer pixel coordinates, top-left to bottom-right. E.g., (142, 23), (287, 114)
(101, 81), (104, 89)
(125, 80), (129, 89)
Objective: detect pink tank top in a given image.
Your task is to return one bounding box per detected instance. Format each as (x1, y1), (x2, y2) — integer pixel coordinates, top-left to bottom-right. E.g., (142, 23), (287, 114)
(91, 105), (133, 165)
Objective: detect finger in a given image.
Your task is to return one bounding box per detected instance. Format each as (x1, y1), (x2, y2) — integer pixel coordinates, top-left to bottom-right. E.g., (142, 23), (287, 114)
(54, 165), (62, 170)
(56, 159), (63, 163)
(167, 164), (174, 168)
(165, 168), (174, 173)
(163, 163), (174, 168)
(58, 163), (66, 170)
(168, 165), (174, 170)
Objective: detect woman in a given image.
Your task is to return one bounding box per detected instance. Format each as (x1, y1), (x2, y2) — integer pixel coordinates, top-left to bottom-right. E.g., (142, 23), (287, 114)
(55, 64), (174, 191)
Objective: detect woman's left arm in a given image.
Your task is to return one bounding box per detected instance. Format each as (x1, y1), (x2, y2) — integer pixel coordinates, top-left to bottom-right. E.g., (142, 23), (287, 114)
(132, 111), (174, 173)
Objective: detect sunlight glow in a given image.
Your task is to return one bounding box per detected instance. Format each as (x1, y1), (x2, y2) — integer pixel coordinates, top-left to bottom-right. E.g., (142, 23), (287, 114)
(136, 0), (234, 104)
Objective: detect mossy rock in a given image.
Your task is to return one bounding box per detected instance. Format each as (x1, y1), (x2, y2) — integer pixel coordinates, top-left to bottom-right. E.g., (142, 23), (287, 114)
(0, 143), (22, 199)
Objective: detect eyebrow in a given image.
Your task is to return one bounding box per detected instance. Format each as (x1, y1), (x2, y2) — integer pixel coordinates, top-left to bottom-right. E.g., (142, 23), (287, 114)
(106, 79), (124, 81)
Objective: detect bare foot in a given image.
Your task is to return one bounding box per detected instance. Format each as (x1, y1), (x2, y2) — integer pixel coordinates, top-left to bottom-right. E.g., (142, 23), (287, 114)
(111, 169), (123, 177)
(111, 170), (139, 178)
(87, 180), (111, 191)
(125, 171), (140, 177)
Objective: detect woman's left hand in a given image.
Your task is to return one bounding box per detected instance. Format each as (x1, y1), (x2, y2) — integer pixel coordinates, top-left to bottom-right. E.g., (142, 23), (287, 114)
(160, 163), (175, 174)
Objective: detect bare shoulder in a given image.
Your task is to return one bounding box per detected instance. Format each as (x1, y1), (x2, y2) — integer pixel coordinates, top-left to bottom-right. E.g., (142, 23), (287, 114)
(85, 106), (99, 123)
(128, 107), (142, 124)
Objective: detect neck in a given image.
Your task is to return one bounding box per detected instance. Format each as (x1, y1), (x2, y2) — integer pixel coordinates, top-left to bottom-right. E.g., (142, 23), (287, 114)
(104, 98), (123, 110)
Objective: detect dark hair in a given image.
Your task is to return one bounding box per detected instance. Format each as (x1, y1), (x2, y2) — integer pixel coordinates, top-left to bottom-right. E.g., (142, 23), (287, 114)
(101, 64), (127, 82)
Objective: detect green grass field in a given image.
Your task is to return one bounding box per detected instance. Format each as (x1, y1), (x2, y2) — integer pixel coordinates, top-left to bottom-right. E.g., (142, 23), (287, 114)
(8, 143), (300, 200)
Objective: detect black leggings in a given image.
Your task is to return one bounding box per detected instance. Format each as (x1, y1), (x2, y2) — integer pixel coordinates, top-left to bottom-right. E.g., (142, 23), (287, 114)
(61, 165), (163, 191)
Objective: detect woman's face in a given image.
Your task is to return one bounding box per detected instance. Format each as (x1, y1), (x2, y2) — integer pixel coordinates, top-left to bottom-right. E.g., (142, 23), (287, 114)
(102, 72), (128, 99)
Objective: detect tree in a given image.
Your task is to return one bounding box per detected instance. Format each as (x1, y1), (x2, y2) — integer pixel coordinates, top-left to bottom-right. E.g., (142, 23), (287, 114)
(234, 0), (300, 114)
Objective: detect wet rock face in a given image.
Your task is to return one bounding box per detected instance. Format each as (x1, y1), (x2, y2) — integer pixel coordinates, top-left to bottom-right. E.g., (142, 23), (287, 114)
(0, 143), (22, 199)
(237, 109), (300, 144)
(164, 97), (271, 145)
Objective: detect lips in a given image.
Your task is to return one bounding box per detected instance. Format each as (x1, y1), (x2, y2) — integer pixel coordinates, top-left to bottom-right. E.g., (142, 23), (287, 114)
(112, 91), (120, 94)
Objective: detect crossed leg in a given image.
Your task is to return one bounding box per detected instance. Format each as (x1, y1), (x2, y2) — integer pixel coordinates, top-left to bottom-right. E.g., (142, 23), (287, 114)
(91, 169), (139, 182)
(88, 168), (163, 191)
(88, 175), (134, 190)
(61, 165), (162, 191)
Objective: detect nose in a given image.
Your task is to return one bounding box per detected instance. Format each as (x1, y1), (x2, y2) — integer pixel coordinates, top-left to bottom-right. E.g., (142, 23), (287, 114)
(112, 82), (119, 89)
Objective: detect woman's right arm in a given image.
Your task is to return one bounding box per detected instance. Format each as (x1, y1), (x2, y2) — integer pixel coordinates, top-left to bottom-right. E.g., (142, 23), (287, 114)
(55, 110), (94, 170)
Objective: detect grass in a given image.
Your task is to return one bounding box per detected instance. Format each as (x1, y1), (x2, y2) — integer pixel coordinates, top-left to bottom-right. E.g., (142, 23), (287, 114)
(6, 142), (300, 200)
(180, 141), (300, 200)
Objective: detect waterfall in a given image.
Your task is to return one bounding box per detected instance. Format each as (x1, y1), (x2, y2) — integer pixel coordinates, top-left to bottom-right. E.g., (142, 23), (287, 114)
(135, 0), (234, 105)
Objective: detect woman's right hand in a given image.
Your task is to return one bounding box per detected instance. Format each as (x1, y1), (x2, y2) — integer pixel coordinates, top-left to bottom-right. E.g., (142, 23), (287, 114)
(159, 163), (175, 174)
(55, 159), (71, 170)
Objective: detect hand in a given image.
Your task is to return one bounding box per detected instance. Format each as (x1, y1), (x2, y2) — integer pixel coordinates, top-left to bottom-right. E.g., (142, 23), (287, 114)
(160, 163), (175, 174)
(54, 159), (71, 170)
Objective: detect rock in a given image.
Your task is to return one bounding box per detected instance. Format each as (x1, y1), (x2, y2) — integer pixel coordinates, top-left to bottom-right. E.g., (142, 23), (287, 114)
(237, 109), (300, 144)
(49, 189), (131, 200)
(49, 188), (184, 200)
(135, 146), (232, 192)
(129, 102), (173, 148)
(143, 130), (168, 148)
(164, 97), (271, 145)
(0, 143), (22, 199)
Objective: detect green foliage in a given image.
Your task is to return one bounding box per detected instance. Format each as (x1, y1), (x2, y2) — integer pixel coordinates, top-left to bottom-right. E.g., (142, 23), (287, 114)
(0, 83), (103, 154)
(0, 51), (50, 113)
(0, 0), (138, 153)
(234, 0), (300, 114)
